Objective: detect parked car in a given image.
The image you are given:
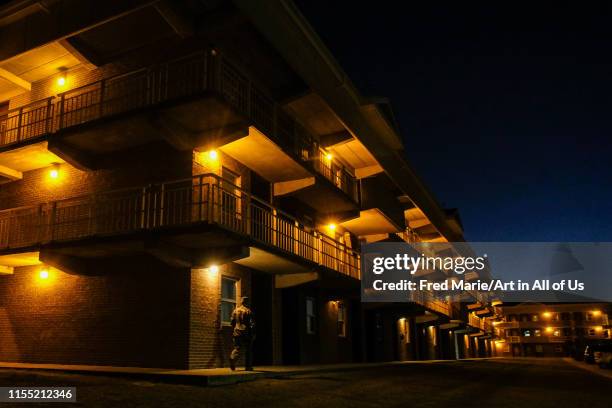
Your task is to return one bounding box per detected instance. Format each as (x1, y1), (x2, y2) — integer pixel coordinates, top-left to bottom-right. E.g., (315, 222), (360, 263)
(597, 349), (612, 368)
(585, 341), (612, 364)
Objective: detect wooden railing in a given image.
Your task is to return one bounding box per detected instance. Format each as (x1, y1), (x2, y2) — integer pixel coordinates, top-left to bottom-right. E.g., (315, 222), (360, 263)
(0, 173), (360, 279)
(0, 49), (359, 204)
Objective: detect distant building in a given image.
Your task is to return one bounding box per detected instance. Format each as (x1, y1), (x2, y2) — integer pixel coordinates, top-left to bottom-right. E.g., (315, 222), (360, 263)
(494, 303), (611, 357)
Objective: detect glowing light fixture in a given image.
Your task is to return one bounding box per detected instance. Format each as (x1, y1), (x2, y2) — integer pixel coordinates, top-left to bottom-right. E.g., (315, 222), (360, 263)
(327, 223), (336, 231)
(542, 312), (551, 318)
(325, 152), (333, 161)
(545, 326), (553, 333)
(57, 75), (66, 87)
(593, 310), (602, 316)
(39, 269), (49, 280)
(49, 163), (60, 179)
(208, 265), (219, 274)
(208, 150), (218, 160)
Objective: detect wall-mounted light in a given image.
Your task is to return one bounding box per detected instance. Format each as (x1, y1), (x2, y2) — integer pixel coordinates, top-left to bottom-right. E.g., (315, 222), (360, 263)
(545, 326), (553, 333)
(542, 312), (551, 318)
(208, 265), (219, 274)
(39, 268), (49, 280)
(327, 223), (336, 233)
(593, 310), (602, 317)
(57, 75), (66, 87)
(325, 152), (333, 161)
(49, 163), (60, 180)
(208, 150), (218, 160)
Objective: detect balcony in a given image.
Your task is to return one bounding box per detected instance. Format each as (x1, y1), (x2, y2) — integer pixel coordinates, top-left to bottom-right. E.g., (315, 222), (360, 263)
(506, 335), (572, 344)
(0, 49), (359, 207)
(410, 291), (451, 317)
(0, 173), (360, 279)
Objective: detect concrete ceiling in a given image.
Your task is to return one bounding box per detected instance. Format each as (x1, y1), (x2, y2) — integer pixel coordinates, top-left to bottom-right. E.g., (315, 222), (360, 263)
(0, 141), (64, 172)
(340, 208), (401, 237)
(0, 251), (41, 268)
(220, 126), (311, 182)
(0, 42), (81, 101)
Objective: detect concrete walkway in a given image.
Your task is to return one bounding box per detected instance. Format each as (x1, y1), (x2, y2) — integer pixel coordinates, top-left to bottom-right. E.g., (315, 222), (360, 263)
(0, 358), (499, 386)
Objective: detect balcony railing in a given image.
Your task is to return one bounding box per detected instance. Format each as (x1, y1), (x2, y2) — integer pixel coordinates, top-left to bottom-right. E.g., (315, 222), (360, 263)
(410, 290), (451, 316)
(0, 49), (359, 204)
(0, 173), (360, 279)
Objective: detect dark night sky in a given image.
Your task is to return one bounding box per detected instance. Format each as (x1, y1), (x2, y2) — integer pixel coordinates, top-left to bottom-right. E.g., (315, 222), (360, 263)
(294, 1), (612, 242)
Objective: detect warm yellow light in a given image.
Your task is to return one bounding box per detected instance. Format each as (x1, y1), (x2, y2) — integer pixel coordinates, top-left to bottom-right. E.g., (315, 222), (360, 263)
(208, 150), (218, 160)
(542, 312), (551, 318)
(593, 310), (602, 316)
(328, 223), (336, 231)
(545, 326), (553, 333)
(49, 168), (59, 179)
(57, 76), (66, 87)
(39, 269), (49, 280)
(595, 326), (603, 332)
(325, 152), (333, 161)
(208, 265), (219, 274)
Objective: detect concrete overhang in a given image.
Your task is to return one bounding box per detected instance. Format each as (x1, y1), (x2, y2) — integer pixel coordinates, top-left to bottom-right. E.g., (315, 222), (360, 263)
(232, 0), (463, 242)
(275, 174), (359, 215)
(415, 312), (439, 324)
(220, 126), (311, 182)
(234, 246), (312, 274)
(0, 251), (42, 274)
(275, 272), (318, 288)
(339, 208), (401, 237)
(328, 138), (383, 179)
(0, 41), (82, 100)
(0, 141), (64, 181)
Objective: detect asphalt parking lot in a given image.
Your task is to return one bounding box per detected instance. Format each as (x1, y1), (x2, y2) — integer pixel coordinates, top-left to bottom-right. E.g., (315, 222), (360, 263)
(0, 358), (608, 408)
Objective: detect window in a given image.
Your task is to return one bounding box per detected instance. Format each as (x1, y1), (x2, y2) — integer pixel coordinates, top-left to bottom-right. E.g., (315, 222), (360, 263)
(503, 344), (510, 353)
(337, 301), (347, 337)
(589, 329), (596, 336)
(553, 329), (561, 337)
(554, 346), (563, 353)
(535, 345), (543, 353)
(586, 312), (594, 321)
(534, 329), (542, 337)
(523, 330), (531, 337)
(532, 314), (539, 322)
(306, 297), (316, 335)
(221, 276), (238, 326)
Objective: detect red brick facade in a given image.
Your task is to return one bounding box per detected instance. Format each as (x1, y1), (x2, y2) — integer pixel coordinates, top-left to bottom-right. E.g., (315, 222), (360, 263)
(0, 259), (191, 368)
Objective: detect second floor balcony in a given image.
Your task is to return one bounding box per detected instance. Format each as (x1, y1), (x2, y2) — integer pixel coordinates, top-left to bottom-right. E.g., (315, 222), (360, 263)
(0, 49), (359, 206)
(0, 173), (360, 279)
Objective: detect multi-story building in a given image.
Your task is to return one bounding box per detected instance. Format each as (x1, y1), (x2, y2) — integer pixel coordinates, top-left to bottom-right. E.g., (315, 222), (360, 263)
(494, 303), (611, 357)
(0, 0), (495, 369)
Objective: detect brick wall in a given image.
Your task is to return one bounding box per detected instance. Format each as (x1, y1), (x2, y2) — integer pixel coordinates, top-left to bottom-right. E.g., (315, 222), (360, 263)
(0, 143), (192, 211)
(0, 257), (191, 368)
(189, 262), (251, 369)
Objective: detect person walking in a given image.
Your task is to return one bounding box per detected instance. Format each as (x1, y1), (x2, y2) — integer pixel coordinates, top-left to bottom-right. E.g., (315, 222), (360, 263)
(229, 296), (255, 371)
